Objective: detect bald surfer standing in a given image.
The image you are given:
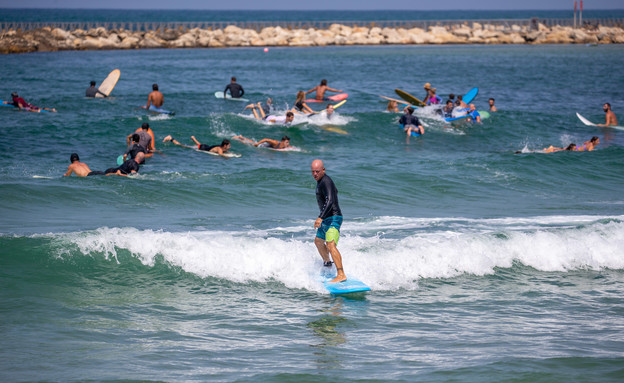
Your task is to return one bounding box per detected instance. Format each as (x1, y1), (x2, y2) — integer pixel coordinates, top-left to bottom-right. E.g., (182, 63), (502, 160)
(311, 159), (347, 283)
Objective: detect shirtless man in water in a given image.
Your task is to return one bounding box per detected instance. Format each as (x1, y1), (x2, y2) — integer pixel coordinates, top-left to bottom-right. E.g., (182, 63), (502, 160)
(64, 153), (93, 177)
(232, 135), (291, 150)
(305, 79), (342, 101)
(597, 103), (618, 127)
(146, 83), (164, 109)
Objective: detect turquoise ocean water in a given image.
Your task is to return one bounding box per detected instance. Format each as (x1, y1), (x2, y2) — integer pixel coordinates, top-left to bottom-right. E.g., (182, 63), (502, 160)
(1, 12), (624, 382)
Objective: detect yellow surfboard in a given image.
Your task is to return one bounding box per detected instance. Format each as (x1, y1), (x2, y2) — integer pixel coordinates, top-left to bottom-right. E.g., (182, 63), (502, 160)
(394, 89), (425, 107)
(96, 69), (121, 98)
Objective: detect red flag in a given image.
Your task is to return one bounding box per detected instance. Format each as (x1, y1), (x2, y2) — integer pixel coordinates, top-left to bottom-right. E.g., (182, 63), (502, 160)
(580, 0), (583, 11)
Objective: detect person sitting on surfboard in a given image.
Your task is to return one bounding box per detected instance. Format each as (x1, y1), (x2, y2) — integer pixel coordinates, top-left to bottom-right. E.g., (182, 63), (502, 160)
(232, 135), (291, 150)
(162, 135), (232, 158)
(305, 79), (342, 101)
(399, 107), (424, 136)
(488, 98), (498, 112)
(597, 103), (618, 127)
(86, 81), (107, 98)
(292, 91), (314, 114)
(145, 83), (164, 110)
(311, 159), (347, 283)
(224, 76), (245, 99)
(5, 92), (56, 112)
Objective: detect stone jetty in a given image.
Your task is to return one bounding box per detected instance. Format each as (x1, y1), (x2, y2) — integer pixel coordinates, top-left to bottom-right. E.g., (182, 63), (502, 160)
(1, 22), (623, 54)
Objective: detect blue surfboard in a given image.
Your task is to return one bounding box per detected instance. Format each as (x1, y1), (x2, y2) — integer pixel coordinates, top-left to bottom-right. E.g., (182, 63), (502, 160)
(399, 124), (421, 136)
(445, 110), (489, 123)
(140, 105), (175, 115)
(462, 87), (479, 104)
(324, 278), (370, 294)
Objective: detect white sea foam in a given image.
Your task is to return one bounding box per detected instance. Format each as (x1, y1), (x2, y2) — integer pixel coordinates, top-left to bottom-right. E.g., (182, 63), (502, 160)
(56, 215), (624, 292)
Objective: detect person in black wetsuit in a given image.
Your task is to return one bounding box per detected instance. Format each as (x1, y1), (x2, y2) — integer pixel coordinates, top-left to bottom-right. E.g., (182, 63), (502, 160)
(311, 159), (347, 283)
(224, 76), (244, 98)
(399, 107), (424, 136)
(123, 133), (147, 162)
(162, 135), (232, 157)
(84, 152), (144, 176)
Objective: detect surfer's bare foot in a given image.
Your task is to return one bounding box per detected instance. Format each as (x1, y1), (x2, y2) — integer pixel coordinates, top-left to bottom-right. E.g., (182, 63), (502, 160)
(162, 135), (173, 142)
(330, 275), (347, 283)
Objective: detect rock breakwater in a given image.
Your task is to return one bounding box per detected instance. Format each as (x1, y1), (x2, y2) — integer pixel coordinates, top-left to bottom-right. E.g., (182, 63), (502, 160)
(1, 22), (623, 54)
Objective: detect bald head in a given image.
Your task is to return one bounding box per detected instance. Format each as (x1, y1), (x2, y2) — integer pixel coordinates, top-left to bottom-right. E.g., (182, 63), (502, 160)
(135, 152), (145, 164)
(311, 159), (325, 181)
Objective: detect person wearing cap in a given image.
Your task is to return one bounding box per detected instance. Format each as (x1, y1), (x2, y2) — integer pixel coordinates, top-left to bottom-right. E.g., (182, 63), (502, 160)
(426, 88), (441, 105)
(85, 81), (107, 98)
(4, 92), (56, 112)
(64, 153), (95, 177)
(423, 83), (432, 104)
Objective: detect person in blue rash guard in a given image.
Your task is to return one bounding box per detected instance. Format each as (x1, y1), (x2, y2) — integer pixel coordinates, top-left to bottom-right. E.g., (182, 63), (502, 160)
(311, 159), (347, 283)
(224, 76), (245, 98)
(467, 104), (481, 123)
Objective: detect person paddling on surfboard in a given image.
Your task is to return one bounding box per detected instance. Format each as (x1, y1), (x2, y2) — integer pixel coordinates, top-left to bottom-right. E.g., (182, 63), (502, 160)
(5, 92), (56, 112)
(64, 153), (95, 177)
(597, 103), (618, 127)
(163, 135), (232, 158)
(305, 79), (342, 101)
(311, 159), (347, 283)
(224, 76), (245, 99)
(232, 135), (291, 150)
(86, 81), (107, 98)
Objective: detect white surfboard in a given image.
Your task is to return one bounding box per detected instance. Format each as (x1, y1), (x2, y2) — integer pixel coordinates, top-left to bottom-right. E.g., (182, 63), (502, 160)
(214, 91), (249, 102)
(96, 69), (121, 98)
(577, 112), (624, 130)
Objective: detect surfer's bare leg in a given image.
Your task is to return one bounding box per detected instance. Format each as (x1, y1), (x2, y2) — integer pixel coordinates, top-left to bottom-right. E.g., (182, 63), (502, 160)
(326, 241), (346, 282)
(314, 237), (331, 264)
(190, 136), (201, 146)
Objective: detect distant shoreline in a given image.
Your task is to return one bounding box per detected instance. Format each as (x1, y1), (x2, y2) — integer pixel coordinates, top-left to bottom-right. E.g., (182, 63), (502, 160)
(1, 21), (623, 54)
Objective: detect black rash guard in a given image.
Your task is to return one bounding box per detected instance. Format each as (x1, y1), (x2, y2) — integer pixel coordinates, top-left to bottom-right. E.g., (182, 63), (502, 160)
(224, 83), (244, 98)
(316, 174), (342, 219)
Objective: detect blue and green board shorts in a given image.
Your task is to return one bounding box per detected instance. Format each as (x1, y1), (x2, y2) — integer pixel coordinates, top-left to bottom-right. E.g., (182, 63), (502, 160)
(316, 215), (343, 244)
